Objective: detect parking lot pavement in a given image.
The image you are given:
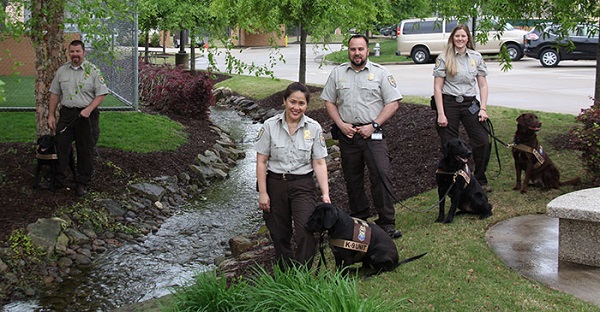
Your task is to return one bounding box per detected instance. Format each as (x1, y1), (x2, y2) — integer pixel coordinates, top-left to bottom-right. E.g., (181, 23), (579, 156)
(195, 43), (596, 115)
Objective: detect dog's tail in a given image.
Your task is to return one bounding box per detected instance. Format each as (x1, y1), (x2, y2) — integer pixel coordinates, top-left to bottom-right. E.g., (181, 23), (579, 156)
(560, 177), (581, 186)
(396, 252), (427, 268)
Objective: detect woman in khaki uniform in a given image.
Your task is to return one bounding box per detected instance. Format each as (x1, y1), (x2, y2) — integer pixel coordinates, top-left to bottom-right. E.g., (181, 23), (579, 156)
(255, 82), (330, 268)
(433, 24), (492, 192)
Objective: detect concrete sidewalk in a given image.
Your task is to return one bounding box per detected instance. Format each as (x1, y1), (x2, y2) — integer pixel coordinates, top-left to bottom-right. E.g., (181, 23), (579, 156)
(486, 214), (600, 306)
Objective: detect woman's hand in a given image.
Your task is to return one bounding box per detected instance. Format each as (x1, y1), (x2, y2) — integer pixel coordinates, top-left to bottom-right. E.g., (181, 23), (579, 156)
(478, 109), (489, 122)
(321, 194), (331, 204)
(437, 114), (448, 127)
(258, 192), (270, 212)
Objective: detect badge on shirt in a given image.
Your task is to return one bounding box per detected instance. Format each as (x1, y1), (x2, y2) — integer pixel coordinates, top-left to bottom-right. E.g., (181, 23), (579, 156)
(471, 59), (476, 67)
(99, 76), (105, 84)
(387, 75), (397, 88)
(434, 58), (441, 70)
(257, 127), (265, 140)
(320, 133), (326, 147)
(368, 73), (374, 81)
(304, 129), (311, 140)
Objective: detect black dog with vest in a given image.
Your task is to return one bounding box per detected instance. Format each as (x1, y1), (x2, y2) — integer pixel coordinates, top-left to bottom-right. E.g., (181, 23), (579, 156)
(305, 203), (425, 275)
(33, 134), (74, 190)
(436, 139), (493, 223)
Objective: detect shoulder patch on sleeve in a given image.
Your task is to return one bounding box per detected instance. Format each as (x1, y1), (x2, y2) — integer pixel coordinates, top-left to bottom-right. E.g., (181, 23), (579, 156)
(256, 127), (265, 141)
(387, 75), (397, 88)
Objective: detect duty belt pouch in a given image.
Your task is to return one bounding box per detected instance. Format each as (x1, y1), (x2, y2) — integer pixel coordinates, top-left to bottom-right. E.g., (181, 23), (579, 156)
(330, 123), (341, 140)
(430, 95), (436, 110)
(468, 98), (481, 115)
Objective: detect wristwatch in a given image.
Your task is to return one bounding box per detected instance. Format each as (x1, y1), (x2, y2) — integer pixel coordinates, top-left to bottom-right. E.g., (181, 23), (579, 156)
(371, 121), (381, 131)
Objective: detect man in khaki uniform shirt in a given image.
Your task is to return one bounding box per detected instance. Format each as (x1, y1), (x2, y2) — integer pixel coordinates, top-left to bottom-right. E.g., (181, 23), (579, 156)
(321, 34), (403, 239)
(48, 40), (109, 196)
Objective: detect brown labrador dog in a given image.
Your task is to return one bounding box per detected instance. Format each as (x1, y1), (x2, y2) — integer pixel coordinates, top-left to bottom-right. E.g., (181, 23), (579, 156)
(512, 113), (580, 193)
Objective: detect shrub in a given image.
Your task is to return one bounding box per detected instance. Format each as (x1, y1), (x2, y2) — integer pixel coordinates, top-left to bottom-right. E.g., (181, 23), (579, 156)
(570, 101), (600, 185)
(138, 62), (214, 119)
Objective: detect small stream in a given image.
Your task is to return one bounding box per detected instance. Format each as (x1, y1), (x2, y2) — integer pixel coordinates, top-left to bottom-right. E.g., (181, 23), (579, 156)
(2, 107), (265, 311)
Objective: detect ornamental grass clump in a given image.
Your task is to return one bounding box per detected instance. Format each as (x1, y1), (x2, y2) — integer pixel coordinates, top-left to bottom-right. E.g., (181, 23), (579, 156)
(168, 264), (406, 312)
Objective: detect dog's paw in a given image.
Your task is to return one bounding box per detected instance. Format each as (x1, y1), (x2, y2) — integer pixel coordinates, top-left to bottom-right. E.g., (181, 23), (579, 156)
(435, 217), (444, 223)
(479, 212), (493, 219)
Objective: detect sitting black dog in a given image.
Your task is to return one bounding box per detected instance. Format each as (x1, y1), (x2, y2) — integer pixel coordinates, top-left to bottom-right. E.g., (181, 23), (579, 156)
(33, 135), (74, 190)
(436, 139), (493, 223)
(306, 203), (425, 275)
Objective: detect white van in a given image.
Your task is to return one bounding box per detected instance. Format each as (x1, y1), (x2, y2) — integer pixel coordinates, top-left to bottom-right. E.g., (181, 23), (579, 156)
(395, 17), (527, 64)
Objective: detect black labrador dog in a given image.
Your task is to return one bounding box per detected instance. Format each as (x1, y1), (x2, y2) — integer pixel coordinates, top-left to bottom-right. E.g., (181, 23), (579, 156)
(306, 203), (425, 275)
(33, 135), (74, 189)
(436, 139), (493, 223)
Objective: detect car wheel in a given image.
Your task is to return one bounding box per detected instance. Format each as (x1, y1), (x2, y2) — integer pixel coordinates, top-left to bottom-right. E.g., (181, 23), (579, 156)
(540, 49), (560, 67)
(411, 47), (430, 64)
(505, 43), (523, 61)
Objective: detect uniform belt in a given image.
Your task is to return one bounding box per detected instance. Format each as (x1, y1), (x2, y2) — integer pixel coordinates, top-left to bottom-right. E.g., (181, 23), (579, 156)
(443, 94), (476, 103)
(61, 106), (84, 110)
(267, 171), (313, 181)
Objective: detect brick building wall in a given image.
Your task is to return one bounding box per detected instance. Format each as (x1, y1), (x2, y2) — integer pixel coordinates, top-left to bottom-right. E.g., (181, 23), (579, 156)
(0, 34), (80, 76)
(230, 25), (287, 47)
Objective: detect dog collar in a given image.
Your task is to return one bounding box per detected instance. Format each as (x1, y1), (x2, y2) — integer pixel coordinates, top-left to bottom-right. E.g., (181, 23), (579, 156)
(329, 218), (372, 253)
(36, 153), (58, 160)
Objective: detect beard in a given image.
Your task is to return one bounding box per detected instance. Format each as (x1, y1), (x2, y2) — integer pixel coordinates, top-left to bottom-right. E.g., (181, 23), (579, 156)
(351, 57), (365, 67)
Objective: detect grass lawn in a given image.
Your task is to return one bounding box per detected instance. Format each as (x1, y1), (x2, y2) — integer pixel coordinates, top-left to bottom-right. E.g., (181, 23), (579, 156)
(0, 75), (127, 108)
(214, 75), (595, 310)
(2, 73), (595, 310)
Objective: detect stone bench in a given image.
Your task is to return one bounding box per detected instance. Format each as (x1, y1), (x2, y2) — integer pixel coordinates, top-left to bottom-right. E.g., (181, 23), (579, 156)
(547, 187), (600, 267)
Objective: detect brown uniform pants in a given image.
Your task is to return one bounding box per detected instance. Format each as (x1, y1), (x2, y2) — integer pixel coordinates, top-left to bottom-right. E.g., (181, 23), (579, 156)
(338, 135), (396, 227)
(264, 172), (318, 267)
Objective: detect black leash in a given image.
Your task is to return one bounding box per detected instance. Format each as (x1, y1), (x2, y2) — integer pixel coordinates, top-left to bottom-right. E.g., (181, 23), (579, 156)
(58, 115), (81, 135)
(365, 139), (449, 213)
(480, 119), (511, 179)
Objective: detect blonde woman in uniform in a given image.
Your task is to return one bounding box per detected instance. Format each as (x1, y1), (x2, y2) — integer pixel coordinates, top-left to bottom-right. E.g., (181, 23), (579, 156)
(433, 24), (492, 192)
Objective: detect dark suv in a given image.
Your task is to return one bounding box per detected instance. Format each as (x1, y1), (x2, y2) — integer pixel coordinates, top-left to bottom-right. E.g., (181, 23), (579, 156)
(523, 23), (599, 67)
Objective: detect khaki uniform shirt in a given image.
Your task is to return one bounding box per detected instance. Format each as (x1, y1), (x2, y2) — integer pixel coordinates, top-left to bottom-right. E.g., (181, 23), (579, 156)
(320, 60), (402, 125)
(50, 60), (109, 108)
(433, 49), (488, 97)
(255, 112), (327, 175)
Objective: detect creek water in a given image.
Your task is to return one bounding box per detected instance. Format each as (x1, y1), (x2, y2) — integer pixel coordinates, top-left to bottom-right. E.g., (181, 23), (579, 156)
(2, 107), (265, 311)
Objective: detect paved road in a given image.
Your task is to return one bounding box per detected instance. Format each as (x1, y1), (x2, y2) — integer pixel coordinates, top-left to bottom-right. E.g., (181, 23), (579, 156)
(195, 43), (596, 115)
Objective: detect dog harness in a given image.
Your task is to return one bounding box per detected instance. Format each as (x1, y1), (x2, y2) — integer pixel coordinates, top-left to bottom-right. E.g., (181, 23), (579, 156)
(436, 164), (471, 188)
(329, 218), (372, 254)
(510, 143), (545, 168)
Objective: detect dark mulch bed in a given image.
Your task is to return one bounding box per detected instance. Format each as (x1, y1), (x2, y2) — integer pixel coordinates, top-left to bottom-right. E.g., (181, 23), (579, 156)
(0, 83), (440, 285)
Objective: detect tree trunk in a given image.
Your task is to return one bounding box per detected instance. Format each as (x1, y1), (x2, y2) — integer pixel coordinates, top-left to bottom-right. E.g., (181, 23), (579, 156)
(595, 17), (600, 108)
(31, 0), (66, 137)
(299, 24), (307, 84)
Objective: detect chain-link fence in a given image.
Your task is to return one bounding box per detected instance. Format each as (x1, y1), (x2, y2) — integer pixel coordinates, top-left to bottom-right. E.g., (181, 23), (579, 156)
(0, 11), (138, 112)
(85, 15), (139, 111)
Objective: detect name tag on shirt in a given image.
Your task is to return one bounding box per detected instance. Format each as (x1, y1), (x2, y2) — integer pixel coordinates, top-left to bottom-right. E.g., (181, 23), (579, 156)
(371, 132), (383, 140)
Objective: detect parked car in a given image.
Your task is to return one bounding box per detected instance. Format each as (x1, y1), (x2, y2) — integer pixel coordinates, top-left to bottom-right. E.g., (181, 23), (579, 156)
(395, 17), (527, 64)
(523, 23), (599, 67)
(379, 25), (397, 37)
